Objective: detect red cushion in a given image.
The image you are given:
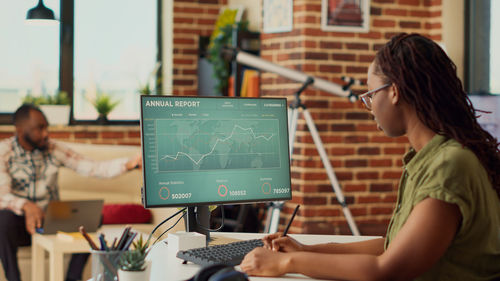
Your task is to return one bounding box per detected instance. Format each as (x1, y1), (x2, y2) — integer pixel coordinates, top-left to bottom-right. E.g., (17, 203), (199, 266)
(102, 204), (152, 225)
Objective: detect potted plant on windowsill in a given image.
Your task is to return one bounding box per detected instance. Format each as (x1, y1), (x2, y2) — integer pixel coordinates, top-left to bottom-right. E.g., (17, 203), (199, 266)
(23, 91), (70, 125)
(88, 92), (120, 124)
(118, 235), (152, 281)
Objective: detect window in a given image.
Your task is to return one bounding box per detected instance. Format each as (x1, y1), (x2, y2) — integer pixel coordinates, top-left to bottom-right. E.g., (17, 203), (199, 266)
(73, 0), (158, 121)
(0, 0), (60, 114)
(466, 0), (499, 95)
(0, 0), (160, 124)
(490, 1), (499, 94)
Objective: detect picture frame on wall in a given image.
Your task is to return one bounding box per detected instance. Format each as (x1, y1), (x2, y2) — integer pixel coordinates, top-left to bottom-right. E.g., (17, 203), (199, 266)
(321, 0), (370, 33)
(263, 0), (293, 33)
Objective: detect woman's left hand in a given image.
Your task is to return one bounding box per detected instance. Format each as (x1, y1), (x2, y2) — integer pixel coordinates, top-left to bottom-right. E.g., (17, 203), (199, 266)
(240, 247), (291, 277)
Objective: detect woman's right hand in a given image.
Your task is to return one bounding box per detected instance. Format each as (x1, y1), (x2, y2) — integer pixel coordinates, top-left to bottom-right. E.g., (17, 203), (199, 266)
(262, 232), (306, 252)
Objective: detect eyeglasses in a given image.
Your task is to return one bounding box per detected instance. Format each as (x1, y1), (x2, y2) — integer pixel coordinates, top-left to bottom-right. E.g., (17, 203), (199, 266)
(359, 83), (391, 110)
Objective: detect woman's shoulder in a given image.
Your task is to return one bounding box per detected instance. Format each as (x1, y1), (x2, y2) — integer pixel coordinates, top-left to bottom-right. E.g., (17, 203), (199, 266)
(431, 138), (482, 172)
(417, 138), (490, 196)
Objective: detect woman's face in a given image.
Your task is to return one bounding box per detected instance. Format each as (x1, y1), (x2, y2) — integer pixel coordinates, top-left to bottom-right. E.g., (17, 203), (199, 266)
(366, 62), (405, 137)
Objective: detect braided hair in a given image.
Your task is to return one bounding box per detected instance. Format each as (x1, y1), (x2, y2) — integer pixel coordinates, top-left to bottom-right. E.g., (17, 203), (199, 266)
(374, 33), (500, 199)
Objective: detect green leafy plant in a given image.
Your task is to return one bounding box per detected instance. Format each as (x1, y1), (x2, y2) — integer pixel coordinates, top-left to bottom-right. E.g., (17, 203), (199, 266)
(88, 92), (120, 117)
(138, 62), (162, 95)
(138, 83), (153, 95)
(138, 77), (162, 95)
(23, 91), (70, 106)
(207, 8), (248, 95)
(119, 235), (151, 271)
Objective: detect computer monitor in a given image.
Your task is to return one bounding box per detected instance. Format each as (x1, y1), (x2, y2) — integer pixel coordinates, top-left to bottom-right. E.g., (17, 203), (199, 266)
(140, 96), (292, 236)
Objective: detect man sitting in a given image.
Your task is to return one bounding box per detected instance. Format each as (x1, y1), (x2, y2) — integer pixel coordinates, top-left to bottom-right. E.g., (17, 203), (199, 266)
(0, 104), (142, 281)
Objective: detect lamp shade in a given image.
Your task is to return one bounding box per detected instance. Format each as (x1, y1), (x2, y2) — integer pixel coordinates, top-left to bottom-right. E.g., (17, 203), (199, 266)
(26, 0), (55, 20)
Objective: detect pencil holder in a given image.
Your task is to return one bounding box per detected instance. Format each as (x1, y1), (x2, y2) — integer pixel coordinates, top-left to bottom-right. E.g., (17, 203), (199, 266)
(91, 250), (124, 281)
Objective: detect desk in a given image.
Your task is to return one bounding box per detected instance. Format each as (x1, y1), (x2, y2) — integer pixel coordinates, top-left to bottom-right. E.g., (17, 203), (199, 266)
(32, 233), (90, 281)
(148, 232), (379, 281)
(32, 226), (152, 281)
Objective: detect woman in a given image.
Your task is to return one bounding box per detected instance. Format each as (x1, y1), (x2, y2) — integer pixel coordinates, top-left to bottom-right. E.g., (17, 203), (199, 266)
(240, 33), (500, 280)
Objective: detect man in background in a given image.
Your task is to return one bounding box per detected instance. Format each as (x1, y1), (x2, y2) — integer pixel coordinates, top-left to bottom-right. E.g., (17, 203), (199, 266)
(0, 104), (142, 281)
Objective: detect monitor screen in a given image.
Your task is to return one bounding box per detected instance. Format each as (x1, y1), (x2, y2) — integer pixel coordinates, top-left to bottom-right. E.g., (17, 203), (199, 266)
(140, 96), (292, 208)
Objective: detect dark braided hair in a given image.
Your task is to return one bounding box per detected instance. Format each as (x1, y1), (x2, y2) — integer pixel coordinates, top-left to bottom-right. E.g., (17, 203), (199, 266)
(374, 33), (500, 199)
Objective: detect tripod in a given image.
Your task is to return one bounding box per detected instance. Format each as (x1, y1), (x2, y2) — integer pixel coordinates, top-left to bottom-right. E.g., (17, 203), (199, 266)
(265, 77), (361, 236)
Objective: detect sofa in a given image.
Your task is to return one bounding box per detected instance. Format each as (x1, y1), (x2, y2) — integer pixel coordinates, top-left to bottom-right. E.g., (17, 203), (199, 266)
(0, 141), (185, 281)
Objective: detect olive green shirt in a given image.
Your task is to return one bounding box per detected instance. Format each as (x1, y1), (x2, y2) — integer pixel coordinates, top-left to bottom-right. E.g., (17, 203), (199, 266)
(385, 134), (500, 280)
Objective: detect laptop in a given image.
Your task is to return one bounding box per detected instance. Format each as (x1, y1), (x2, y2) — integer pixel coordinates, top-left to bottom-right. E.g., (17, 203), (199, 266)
(36, 200), (104, 234)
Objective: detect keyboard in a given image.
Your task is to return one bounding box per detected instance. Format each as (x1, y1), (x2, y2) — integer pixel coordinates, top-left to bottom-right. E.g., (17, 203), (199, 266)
(176, 238), (264, 266)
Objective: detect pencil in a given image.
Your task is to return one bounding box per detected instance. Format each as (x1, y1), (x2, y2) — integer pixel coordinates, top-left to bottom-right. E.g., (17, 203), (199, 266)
(79, 226), (99, 250)
(283, 205), (300, 236)
(116, 226), (131, 250)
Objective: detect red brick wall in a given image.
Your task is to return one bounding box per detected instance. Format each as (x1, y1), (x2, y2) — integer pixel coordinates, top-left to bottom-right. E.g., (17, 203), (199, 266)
(0, 126), (141, 146)
(259, 0), (443, 235)
(0, 0), (443, 236)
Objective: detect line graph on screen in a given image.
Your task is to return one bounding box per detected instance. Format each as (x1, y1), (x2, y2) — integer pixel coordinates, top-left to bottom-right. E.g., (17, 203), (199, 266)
(156, 119), (281, 172)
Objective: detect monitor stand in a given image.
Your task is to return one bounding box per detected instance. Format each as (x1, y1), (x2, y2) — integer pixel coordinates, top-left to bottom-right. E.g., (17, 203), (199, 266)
(185, 206), (211, 243)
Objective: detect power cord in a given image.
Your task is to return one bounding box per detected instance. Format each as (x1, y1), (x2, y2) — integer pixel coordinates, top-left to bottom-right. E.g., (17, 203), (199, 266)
(154, 212), (185, 244)
(147, 207), (187, 245)
(194, 205), (225, 232)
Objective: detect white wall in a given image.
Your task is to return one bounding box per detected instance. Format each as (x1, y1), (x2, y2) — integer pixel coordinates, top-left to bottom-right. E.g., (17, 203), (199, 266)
(162, 0), (173, 95)
(442, 0), (465, 82)
(228, 0), (262, 32)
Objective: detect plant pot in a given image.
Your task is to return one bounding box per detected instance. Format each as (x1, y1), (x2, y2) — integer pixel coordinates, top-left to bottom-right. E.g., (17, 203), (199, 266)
(96, 114), (109, 125)
(117, 261), (151, 281)
(39, 105), (70, 125)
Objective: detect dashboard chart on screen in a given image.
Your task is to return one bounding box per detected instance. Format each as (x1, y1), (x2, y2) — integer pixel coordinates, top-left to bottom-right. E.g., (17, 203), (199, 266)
(140, 96), (292, 208)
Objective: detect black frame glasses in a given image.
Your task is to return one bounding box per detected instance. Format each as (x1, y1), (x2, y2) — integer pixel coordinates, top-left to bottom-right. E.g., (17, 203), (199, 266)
(359, 83), (391, 110)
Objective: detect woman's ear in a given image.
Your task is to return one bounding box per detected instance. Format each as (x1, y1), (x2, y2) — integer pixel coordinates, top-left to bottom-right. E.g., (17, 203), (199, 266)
(390, 84), (400, 105)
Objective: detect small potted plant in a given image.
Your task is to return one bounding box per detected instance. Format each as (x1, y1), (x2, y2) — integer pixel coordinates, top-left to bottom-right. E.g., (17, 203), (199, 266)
(118, 235), (152, 281)
(88, 92), (120, 124)
(23, 91), (70, 125)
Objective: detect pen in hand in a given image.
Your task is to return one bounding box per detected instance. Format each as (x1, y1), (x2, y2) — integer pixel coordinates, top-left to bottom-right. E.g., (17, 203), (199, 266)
(283, 205), (300, 237)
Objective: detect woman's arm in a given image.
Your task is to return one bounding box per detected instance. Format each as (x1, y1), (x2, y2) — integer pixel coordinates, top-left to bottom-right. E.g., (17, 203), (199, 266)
(242, 197), (461, 281)
(304, 238), (385, 256)
(263, 231), (385, 256)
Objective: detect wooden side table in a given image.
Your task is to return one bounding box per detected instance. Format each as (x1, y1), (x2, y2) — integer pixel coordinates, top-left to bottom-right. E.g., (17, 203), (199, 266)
(31, 233), (91, 281)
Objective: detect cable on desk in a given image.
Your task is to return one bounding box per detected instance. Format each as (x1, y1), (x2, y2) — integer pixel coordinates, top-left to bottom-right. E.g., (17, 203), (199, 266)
(194, 205), (225, 232)
(147, 207), (187, 245)
(154, 212), (186, 245)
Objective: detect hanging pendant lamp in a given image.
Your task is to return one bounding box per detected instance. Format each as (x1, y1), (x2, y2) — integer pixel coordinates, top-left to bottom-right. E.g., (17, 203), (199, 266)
(26, 0), (55, 20)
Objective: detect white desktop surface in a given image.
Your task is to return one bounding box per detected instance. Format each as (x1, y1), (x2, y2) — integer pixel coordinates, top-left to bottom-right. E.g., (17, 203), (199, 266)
(148, 232), (379, 281)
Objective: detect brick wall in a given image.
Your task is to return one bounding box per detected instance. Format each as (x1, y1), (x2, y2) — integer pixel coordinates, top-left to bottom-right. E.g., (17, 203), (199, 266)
(0, 126), (141, 146)
(259, 0), (443, 235)
(0, 0), (444, 236)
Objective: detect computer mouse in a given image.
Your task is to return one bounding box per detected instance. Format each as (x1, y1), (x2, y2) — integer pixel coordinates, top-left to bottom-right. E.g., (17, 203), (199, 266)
(188, 264), (248, 281)
(207, 267), (248, 281)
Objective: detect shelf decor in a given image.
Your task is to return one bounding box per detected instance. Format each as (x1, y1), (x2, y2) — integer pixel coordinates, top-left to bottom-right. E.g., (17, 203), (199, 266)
(263, 0), (293, 33)
(207, 6), (247, 95)
(321, 0), (370, 33)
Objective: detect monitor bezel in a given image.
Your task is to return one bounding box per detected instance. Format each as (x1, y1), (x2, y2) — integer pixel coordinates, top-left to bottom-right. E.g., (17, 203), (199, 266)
(140, 95), (292, 208)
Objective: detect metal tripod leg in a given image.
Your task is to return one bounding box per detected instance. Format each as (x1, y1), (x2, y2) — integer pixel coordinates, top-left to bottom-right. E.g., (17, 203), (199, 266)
(263, 107), (299, 233)
(265, 106), (360, 235)
(264, 201), (283, 233)
(300, 108), (360, 235)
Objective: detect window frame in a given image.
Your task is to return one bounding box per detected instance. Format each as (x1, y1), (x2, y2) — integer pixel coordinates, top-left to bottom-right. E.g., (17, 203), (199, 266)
(0, 0), (162, 126)
(465, 0), (493, 95)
